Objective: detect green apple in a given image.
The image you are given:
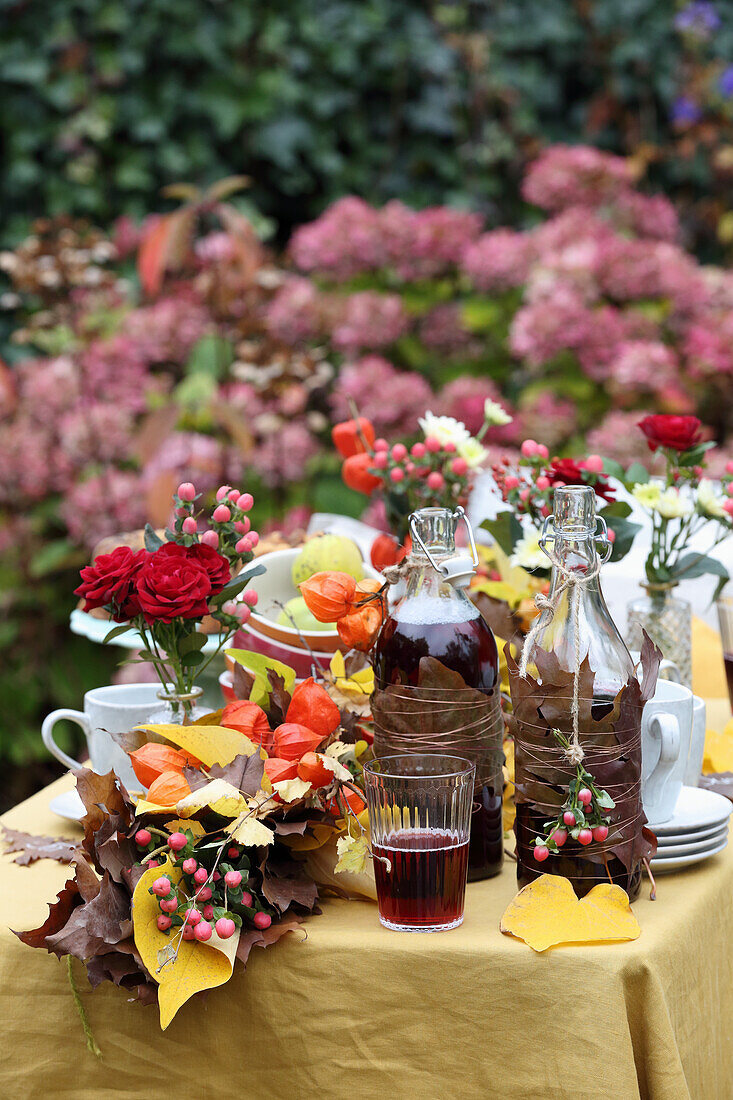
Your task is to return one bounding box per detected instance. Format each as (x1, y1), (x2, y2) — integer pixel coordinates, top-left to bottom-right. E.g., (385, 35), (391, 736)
(291, 534), (365, 586)
(276, 596), (332, 633)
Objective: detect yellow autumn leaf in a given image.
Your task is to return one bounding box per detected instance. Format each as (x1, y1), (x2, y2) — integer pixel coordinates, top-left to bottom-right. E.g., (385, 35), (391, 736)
(132, 857), (240, 1030)
(500, 874), (640, 953)
(305, 835), (377, 900)
(273, 777), (312, 802)
(137, 723), (256, 768)
(335, 833), (370, 875)
(503, 738), (516, 833)
(175, 779), (248, 819)
(165, 818), (205, 837)
(703, 725), (733, 774)
(226, 813), (275, 847)
(280, 820), (341, 852)
(225, 648), (296, 708)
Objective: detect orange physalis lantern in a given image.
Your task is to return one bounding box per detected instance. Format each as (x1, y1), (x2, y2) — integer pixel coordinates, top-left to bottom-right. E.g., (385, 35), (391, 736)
(146, 769), (192, 806)
(129, 743), (200, 789)
(285, 678), (341, 739)
(299, 571), (357, 622)
(263, 757), (299, 785)
(221, 700), (272, 748)
(342, 452), (382, 495)
(332, 417), (376, 458)
(296, 751), (335, 789)
(337, 599), (384, 652)
(273, 723), (323, 761)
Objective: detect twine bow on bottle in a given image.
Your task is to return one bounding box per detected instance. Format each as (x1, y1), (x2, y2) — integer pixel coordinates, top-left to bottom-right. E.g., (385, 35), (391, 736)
(517, 520), (610, 767)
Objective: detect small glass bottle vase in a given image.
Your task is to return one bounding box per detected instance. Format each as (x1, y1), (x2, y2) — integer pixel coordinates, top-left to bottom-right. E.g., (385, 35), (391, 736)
(147, 686), (208, 726)
(626, 584), (691, 688)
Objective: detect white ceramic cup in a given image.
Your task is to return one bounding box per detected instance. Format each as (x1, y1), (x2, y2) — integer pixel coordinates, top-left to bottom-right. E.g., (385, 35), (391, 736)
(683, 695), (706, 788)
(641, 680), (695, 826)
(41, 683), (161, 790)
(630, 651), (682, 683)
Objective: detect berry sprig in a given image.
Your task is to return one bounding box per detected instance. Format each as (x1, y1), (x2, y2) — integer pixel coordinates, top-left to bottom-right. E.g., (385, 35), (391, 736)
(137, 827), (275, 944)
(532, 729), (615, 862)
(172, 481), (260, 566)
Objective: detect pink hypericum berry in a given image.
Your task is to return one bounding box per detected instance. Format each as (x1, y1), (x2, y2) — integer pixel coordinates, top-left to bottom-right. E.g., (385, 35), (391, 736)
(182, 517), (197, 535)
(425, 436), (441, 453)
(182, 925), (195, 940)
(443, 441), (456, 453)
(147, 860), (160, 869)
(374, 438), (389, 452)
(584, 454), (604, 474)
(216, 485), (232, 502)
(578, 828), (593, 846)
(426, 472), (444, 491)
(227, 846), (240, 858)
(607, 528), (616, 543)
(563, 811), (576, 827)
(135, 829), (152, 847)
(249, 532), (259, 548)
(519, 488), (531, 502)
(405, 462), (415, 475)
(168, 832), (187, 852)
(203, 904), (215, 921)
(242, 590), (258, 607)
(724, 499), (733, 516)
(373, 452), (388, 469)
(182, 858), (197, 875)
(201, 529), (220, 548)
(390, 468), (405, 483)
(159, 896), (178, 914)
(175, 506), (188, 518)
(536, 476), (550, 491)
(228, 489), (240, 502)
(537, 444), (549, 459)
(726, 460), (733, 475)
(216, 917), (236, 940)
(193, 867), (208, 885)
(222, 600), (238, 617)
(578, 788), (592, 805)
(194, 920), (213, 942)
(726, 483), (733, 498)
(533, 844), (549, 862)
(212, 871), (221, 882)
(253, 912), (272, 929)
(236, 492), (254, 512)
(391, 443), (407, 461)
(451, 458), (468, 476)
(224, 870), (242, 889)
(241, 891), (253, 907)
(411, 442), (426, 459)
(213, 504), (231, 523)
(592, 825), (609, 842)
(504, 475), (520, 491)
(184, 908), (201, 926)
(157, 915), (172, 931)
(552, 828), (568, 848)
(234, 517), (251, 535)
(521, 439), (539, 458)
(236, 606), (252, 624)
(152, 876), (172, 897)
(235, 536), (252, 555)
(178, 482), (196, 501)
(197, 886), (213, 902)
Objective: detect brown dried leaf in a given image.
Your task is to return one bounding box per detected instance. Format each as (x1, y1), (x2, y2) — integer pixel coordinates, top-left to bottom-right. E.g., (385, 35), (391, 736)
(207, 753), (265, 798)
(638, 631), (663, 703)
(232, 662), (256, 701)
(235, 916), (306, 968)
(14, 879), (80, 950)
(1, 826), (79, 866)
(267, 670), (292, 726)
(45, 871), (132, 960)
(75, 769), (130, 860)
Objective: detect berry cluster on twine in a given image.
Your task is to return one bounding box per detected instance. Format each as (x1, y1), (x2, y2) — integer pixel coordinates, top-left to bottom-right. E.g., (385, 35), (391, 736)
(172, 480), (260, 626)
(532, 729), (615, 862)
(135, 827), (273, 944)
(370, 435), (471, 494)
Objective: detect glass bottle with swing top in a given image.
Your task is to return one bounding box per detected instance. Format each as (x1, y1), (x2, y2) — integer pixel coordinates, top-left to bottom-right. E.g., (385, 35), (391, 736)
(512, 486), (645, 899)
(373, 506), (504, 880)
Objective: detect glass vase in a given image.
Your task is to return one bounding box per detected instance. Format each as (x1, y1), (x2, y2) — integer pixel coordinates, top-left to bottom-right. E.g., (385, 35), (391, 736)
(626, 585), (692, 689)
(147, 686), (208, 726)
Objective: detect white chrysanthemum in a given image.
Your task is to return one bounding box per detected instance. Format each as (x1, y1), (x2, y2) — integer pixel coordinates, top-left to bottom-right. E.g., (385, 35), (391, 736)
(510, 526), (546, 570)
(655, 487), (693, 519)
(418, 411), (471, 447)
(483, 398), (513, 427)
(631, 481), (663, 509)
(697, 479), (727, 519)
(456, 437), (488, 468)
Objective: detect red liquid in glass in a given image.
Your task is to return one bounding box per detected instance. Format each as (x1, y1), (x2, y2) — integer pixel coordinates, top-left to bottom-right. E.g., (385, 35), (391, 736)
(375, 615), (503, 881)
(724, 653), (733, 709)
(372, 829), (469, 929)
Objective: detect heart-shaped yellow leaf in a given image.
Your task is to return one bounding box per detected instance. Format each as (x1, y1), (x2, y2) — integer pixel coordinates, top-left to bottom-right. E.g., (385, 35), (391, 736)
(500, 874), (640, 953)
(175, 779), (248, 819)
(132, 857), (240, 1029)
(226, 813), (275, 847)
(137, 724), (255, 768)
(273, 777), (312, 802)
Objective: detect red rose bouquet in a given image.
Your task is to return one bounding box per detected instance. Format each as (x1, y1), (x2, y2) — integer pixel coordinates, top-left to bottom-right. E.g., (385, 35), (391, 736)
(75, 481), (265, 720)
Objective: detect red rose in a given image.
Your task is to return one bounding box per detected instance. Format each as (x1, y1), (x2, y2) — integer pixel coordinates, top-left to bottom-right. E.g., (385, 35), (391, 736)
(638, 415), (702, 453)
(182, 542), (230, 594)
(136, 544), (213, 624)
(75, 547), (149, 622)
(544, 458), (615, 502)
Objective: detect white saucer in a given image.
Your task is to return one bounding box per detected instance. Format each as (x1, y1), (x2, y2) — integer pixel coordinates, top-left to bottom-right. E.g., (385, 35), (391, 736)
(649, 837), (728, 873)
(652, 827), (728, 858)
(648, 786), (732, 836)
(49, 789), (85, 822)
(655, 820), (728, 846)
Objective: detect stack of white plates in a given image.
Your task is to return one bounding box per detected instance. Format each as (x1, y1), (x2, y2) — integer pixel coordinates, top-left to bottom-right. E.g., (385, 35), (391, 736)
(649, 786), (732, 873)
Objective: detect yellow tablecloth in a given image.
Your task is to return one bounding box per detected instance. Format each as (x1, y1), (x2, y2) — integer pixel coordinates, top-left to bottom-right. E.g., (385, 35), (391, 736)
(2, 771), (733, 1100)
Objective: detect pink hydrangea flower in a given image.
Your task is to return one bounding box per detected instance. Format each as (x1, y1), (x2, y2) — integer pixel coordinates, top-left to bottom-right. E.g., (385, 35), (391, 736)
(330, 291), (410, 352)
(461, 230), (533, 291)
(522, 145), (633, 211)
(330, 355), (434, 435)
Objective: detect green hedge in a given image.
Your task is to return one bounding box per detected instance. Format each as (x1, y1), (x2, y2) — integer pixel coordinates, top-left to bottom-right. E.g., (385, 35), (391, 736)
(3, 1), (733, 250)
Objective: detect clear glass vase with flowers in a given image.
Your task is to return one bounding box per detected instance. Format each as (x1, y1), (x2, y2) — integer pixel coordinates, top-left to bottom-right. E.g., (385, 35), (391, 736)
(74, 481), (265, 723)
(622, 415), (733, 686)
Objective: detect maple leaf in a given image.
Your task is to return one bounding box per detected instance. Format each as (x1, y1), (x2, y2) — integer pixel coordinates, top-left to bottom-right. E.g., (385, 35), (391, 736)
(75, 769), (130, 859)
(335, 833), (370, 875)
(207, 752), (265, 797)
(235, 916), (306, 968)
(499, 874), (640, 953)
(0, 826), (79, 866)
(45, 872), (132, 961)
(260, 849), (319, 913)
(14, 880), (81, 950)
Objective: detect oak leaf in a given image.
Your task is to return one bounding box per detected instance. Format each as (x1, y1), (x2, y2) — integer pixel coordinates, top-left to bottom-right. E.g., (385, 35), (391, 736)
(500, 874), (640, 953)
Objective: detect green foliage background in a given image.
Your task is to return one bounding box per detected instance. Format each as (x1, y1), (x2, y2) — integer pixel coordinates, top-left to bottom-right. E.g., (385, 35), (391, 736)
(2, 0), (733, 249)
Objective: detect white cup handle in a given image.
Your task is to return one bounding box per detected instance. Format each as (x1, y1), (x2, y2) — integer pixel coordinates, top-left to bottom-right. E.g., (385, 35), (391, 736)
(659, 659), (682, 684)
(41, 709), (90, 772)
(645, 713), (680, 814)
